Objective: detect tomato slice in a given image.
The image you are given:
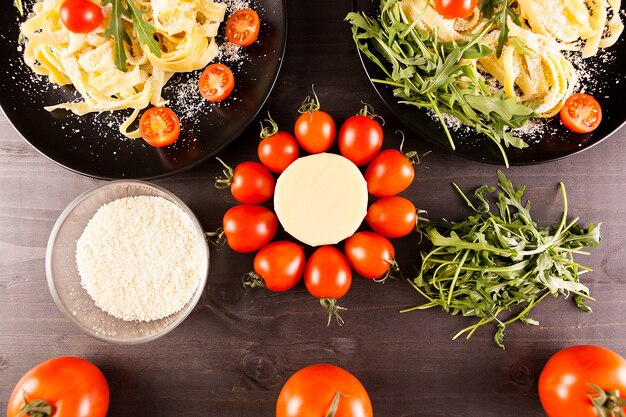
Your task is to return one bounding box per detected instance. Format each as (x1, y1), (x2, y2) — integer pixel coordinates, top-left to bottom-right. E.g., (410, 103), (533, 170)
(560, 93), (602, 133)
(226, 9), (260, 46)
(139, 107), (181, 147)
(199, 63), (235, 102)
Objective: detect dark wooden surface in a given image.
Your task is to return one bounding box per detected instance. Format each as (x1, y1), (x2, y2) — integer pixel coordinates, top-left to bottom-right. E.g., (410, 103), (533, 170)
(1, 1), (625, 416)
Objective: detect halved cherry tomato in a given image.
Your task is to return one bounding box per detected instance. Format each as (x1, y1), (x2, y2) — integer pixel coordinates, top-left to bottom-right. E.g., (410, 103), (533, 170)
(276, 364), (373, 417)
(216, 159), (275, 204)
(199, 63), (235, 102)
(294, 89), (336, 153)
(246, 241), (305, 292)
(344, 231), (396, 280)
(60, 0), (103, 33)
(364, 149), (415, 197)
(338, 106), (383, 166)
(226, 9), (260, 47)
(538, 345), (626, 417)
(304, 246), (352, 325)
(139, 107), (181, 147)
(7, 356), (109, 417)
(258, 115), (299, 173)
(560, 93), (602, 133)
(366, 196), (417, 238)
(435, 0), (477, 19)
(223, 205), (277, 253)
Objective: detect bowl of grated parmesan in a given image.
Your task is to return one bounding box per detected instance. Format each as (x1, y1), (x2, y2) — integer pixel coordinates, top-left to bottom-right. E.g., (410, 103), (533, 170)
(46, 181), (209, 344)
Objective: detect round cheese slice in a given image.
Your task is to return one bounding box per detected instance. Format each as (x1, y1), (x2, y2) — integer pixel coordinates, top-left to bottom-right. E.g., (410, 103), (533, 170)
(274, 153), (368, 247)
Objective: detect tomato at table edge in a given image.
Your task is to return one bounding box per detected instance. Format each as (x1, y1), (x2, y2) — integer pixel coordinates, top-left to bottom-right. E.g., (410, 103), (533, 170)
(139, 106), (181, 147)
(364, 148), (415, 197)
(344, 231), (396, 279)
(294, 89), (336, 153)
(257, 114), (300, 173)
(199, 63), (235, 102)
(249, 241), (305, 292)
(338, 106), (384, 166)
(60, 0), (104, 34)
(538, 345), (626, 417)
(7, 356), (109, 417)
(435, 0), (477, 19)
(222, 205), (278, 253)
(560, 93), (603, 134)
(226, 8), (261, 46)
(276, 364), (374, 417)
(216, 159), (275, 204)
(365, 195), (417, 238)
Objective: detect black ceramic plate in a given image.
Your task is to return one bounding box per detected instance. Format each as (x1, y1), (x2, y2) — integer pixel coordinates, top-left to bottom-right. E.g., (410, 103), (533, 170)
(0, 0), (286, 179)
(353, 0), (626, 165)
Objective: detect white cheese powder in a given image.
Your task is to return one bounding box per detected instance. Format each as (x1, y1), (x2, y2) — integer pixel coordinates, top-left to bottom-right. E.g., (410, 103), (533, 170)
(76, 196), (202, 322)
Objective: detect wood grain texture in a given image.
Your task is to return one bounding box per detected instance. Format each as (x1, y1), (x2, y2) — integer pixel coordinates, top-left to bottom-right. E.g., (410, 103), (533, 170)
(1, 1), (625, 416)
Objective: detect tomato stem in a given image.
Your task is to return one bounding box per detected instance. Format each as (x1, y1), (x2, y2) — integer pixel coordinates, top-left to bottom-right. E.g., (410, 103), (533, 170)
(259, 112), (279, 139)
(214, 157), (234, 189)
(319, 298), (347, 326)
(242, 272), (265, 288)
(298, 84), (321, 117)
(17, 397), (52, 417)
(325, 391), (344, 417)
(374, 259), (401, 283)
(204, 228), (226, 248)
(588, 384), (626, 417)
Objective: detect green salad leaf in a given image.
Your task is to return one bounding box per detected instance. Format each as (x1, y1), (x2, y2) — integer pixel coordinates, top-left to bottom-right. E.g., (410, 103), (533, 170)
(127, 0), (162, 58)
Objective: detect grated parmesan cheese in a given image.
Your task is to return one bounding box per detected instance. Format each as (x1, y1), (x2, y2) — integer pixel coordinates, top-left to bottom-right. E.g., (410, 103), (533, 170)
(76, 196), (202, 322)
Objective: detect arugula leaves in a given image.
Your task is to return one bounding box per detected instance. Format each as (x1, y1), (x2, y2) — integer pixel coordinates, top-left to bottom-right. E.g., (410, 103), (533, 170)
(480, 0), (521, 58)
(127, 1), (161, 58)
(404, 171), (601, 349)
(14, 0), (24, 16)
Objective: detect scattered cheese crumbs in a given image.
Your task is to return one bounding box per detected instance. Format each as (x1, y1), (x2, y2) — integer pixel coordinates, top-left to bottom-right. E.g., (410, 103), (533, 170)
(76, 196), (202, 322)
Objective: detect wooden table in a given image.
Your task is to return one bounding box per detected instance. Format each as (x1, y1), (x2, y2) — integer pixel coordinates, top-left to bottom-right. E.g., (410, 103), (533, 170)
(1, 1), (625, 416)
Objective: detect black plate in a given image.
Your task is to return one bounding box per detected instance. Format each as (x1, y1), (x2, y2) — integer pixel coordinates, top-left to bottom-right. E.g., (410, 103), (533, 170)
(0, 0), (286, 179)
(353, 0), (626, 165)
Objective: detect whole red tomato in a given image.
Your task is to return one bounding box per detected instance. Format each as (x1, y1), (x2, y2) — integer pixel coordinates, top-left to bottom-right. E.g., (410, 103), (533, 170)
(364, 149), (415, 197)
(538, 345), (626, 417)
(247, 241), (305, 292)
(223, 205), (278, 253)
(60, 0), (103, 33)
(366, 196), (417, 238)
(276, 364), (373, 417)
(216, 159), (275, 204)
(305, 246), (352, 325)
(294, 89), (336, 153)
(435, 0), (477, 19)
(7, 356), (109, 417)
(258, 116), (299, 173)
(344, 232), (396, 280)
(338, 107), (383, 166)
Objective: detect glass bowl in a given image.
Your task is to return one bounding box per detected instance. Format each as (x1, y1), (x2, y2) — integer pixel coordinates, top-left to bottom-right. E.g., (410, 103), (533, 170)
(45, 180), (209, 344)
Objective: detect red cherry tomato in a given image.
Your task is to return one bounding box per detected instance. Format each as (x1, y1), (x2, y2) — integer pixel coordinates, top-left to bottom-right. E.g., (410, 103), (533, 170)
(338, 109), (383, 166)
(538, 345), (626, 417)
(226, 9), (260, 46)
(364, 149), (415, 197)
(366, 196), (417, 238)
(199, 63), (235, 102)
(7, 356), (109, 417)
(435, 0), (477, 19)
(276, 364), (373, 417)
(257, 116), (299, 173)
(222, 205), (277, 253)
(294, 90), (336, 153)
(344, 231), (396, 280)
(560, 93), (602, 133)
(139, 107), (181, 147)
(304, 246), (352, 325)
(216, 159), (275, 204)
(248, 241), (305, 292)
(60, 0), (103, 33)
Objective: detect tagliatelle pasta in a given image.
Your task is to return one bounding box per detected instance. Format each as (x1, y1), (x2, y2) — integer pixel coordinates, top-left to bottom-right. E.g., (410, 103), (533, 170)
(20, 0), (226, 138)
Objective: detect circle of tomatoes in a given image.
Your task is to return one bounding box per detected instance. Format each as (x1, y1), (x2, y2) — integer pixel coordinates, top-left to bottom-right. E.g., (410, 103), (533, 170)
(139, 107), (181, 147)
(7, 356), (109, 417)
(222, 205), (278, 253)
(217, 160), (275, 204)
(435, 0), (477, 19)
(344, 231), (396, 280)
(250, 241), (305, 292)
(276, 364), (373, 417)
(60, 0), (103, 33)
(364, 149), (415, 197)
(338, 112), (383, 166)
(560, 93), (603, 134)
(226, 9), (261, 46)
(538, 345), (626, 417)
(366, 196), (417, 238)
(199, 63), (235, 102)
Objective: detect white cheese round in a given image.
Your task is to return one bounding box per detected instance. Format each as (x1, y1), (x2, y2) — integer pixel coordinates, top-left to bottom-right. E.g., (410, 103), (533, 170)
(274, 153), (368, 247)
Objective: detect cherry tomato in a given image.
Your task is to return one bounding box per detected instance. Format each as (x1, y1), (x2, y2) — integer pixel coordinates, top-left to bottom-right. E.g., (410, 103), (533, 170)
(304, 246), (352, 325)
(247, 241), (305, 292)
(216, 159), (275, 204)
(366, 196), (417, 238)
(226, 9), (260, 46)
(344, 232), (396, 280)
(276, 364), (373, 417)
(139, 107), (181, 147)
(294, 90), (336, 153)
(7, 356), (109, 417)
(338, 109), (383, 166)
(199, 63), (235, 102)
(258, 116), (299, 173)
(60, 0), (103, 33)
(223, 205), (278, 253)
(560, 93), (602, 133)
(538, 345), (626, 417)
(364, 149), (415, 197)
(435, 0), (477, 19)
